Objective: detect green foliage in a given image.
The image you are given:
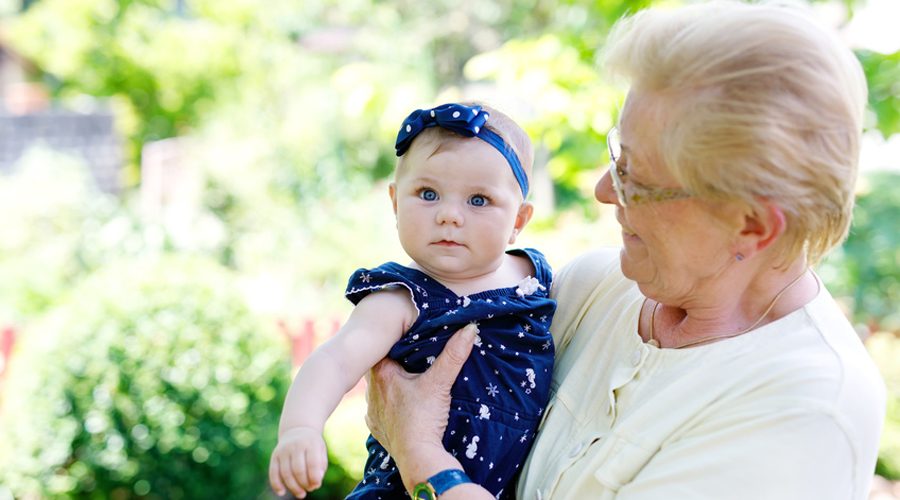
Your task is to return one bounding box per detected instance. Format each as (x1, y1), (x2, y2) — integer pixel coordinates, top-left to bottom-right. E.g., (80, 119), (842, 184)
(0, 147), (142, 321)
(867, 332), (900, 480)
(4, 0), (246, 181)
(0, 256), (348, 500)
(819, 171), (900, 334)
(859, 49), (900, 138)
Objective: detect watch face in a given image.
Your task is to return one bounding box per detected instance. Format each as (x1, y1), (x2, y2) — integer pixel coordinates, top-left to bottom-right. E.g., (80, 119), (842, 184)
(413, 484), (435, 500)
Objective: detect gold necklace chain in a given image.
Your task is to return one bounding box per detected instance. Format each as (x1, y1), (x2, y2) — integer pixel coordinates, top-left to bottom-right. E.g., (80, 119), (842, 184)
(648, 270), (808, 349)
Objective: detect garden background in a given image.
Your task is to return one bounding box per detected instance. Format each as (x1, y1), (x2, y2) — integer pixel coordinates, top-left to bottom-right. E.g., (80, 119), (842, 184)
(0, 0), (899, 499)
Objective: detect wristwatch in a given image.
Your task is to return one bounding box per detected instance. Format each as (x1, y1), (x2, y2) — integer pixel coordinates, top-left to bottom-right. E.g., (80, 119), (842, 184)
(413, 469), (473, 500)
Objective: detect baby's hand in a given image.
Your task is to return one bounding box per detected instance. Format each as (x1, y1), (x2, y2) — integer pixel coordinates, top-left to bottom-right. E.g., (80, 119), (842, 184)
(269, 427), (328, 499)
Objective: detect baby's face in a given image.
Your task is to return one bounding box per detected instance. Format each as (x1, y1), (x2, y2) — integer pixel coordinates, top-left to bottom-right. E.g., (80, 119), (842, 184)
(390, 139), (528, 283)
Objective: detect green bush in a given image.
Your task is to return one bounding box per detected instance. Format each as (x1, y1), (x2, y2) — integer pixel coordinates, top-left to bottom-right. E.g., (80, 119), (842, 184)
(0, 255), (355, 500)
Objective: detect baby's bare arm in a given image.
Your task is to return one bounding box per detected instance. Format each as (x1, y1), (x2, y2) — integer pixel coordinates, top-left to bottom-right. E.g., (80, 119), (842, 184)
(270, 287), (417, 497)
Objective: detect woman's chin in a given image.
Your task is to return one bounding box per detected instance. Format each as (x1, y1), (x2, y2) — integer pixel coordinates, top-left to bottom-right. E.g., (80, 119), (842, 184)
(618, 245), (648, 281)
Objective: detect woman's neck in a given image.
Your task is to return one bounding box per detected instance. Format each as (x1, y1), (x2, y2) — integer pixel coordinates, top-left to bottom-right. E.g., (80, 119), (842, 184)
(643, 261), (818, 348)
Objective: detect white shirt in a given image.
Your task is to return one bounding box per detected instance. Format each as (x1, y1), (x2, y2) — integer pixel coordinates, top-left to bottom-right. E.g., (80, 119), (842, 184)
(518, 248), (886, 500)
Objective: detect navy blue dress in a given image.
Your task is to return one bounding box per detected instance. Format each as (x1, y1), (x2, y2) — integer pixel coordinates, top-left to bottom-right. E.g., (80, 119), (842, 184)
(344, 248), (556, 500)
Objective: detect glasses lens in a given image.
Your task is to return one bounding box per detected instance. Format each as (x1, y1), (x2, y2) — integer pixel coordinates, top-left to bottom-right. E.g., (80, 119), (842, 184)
(609, 162), (627, 206)
(607, 127), (620, 162)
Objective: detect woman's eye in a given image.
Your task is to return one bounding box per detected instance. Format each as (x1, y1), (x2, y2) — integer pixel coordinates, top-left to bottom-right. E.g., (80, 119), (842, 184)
(469, 195), (488, 207)
(419, 189), (437, 201)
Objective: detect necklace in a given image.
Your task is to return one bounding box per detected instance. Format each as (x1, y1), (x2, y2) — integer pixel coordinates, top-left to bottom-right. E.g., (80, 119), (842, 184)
(648, 270), (807, 349)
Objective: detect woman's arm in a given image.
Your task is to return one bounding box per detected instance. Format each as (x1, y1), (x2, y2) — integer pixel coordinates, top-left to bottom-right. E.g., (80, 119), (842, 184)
(364, 324), (496, 500)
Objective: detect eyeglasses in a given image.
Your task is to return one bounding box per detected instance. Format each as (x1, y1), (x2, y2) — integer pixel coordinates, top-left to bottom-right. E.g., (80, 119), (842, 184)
(606, 126), (694, 207)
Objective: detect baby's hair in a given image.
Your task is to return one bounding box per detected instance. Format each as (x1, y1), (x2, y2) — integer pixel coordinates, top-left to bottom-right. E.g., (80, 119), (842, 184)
(396, 102), (535, 197)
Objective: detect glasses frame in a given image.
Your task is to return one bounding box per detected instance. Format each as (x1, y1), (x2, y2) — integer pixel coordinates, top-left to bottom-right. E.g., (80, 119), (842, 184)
(606, 126), (694, 207)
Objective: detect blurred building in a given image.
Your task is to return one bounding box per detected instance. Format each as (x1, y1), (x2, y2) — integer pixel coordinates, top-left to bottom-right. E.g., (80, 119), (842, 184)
(0, 42), (123, 193)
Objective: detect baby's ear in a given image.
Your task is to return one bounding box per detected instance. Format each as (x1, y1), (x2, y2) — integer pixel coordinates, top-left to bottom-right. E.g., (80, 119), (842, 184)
(389, 183), (399, 216)
(509, 202), (534, 244)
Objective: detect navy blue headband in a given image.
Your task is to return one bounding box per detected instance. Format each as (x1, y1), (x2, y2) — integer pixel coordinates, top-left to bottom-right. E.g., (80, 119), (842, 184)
(395, 103), (529, 198)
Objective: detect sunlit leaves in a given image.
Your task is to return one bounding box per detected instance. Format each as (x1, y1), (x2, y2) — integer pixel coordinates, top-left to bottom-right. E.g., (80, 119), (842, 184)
(859, 49), (900, 137)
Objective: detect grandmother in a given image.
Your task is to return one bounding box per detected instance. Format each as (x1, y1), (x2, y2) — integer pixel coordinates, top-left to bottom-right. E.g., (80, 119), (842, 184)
(363, 2), (887, 499)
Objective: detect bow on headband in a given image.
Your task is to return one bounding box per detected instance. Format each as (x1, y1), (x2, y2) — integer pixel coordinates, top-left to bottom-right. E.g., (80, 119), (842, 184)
(394, 103), (529, 198)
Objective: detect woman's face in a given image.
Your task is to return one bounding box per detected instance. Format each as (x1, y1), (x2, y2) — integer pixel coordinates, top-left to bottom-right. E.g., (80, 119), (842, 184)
(595, 88), (741, 305)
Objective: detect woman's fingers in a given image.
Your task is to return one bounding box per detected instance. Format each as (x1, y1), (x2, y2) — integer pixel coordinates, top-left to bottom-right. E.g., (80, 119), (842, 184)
(365, 356), (401, 452)
(428, 323), (477, 388)
(363, 323), (477, 470)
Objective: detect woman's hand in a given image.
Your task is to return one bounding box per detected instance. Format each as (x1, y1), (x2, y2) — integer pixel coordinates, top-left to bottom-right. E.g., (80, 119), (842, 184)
(364, 323), (477, 474)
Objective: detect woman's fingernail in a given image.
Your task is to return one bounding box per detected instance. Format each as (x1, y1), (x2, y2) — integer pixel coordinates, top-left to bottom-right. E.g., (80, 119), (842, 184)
(464, 323), (478, 341)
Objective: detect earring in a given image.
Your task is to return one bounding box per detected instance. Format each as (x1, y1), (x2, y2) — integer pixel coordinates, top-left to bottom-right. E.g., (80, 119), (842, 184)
(735, 253), (744, 261)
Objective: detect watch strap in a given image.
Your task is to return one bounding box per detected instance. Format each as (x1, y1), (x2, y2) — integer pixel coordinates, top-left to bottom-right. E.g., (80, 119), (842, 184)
(429, 469), (472, 494)
(413, 469), (472, 499)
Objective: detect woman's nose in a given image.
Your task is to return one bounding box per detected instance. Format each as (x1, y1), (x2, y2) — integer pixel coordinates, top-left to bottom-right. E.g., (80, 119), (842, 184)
(595, 168), (619, 206)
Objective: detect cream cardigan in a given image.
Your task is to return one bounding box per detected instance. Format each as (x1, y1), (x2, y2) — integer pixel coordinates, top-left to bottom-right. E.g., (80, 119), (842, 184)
(517, 248), (885, 500)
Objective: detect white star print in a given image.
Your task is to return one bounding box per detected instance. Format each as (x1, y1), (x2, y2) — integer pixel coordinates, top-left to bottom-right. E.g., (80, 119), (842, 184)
(486, 383), (499, 397)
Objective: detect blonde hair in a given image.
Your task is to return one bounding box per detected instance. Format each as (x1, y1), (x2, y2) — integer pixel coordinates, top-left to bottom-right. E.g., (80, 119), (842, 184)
(396, 102), (535, 199)
(602, 0), (867, 265)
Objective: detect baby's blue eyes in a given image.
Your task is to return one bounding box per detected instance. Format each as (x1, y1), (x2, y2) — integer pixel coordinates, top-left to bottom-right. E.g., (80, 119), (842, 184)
(469, 195), (487, 207)
(417, 190), (490, 206)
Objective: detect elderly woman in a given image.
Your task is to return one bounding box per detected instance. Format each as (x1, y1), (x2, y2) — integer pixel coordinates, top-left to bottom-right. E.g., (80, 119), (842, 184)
(363, 2), (887, 500)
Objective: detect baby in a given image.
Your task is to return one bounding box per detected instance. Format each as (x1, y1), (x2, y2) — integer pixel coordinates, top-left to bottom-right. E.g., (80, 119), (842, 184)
(269, 102), (556, 500)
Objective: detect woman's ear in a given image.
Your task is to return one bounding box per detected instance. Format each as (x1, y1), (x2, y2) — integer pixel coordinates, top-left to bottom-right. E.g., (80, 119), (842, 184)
(509, 202), (534, 245)
(733, 198), (786, 259)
